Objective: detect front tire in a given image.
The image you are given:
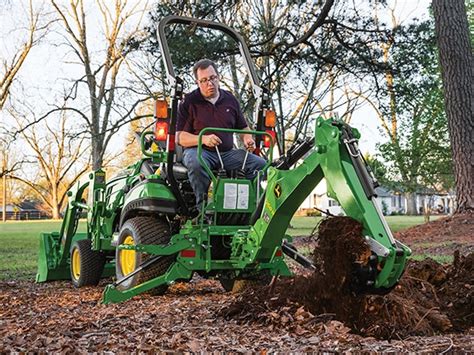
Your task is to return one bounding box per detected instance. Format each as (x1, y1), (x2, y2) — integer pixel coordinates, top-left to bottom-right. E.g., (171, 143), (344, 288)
(115, 216), (174, 295)
(70, 239), (105, 287)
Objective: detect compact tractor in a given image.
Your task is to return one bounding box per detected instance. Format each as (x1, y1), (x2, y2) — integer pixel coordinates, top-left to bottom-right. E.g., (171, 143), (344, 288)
(36, 16), (411, 304)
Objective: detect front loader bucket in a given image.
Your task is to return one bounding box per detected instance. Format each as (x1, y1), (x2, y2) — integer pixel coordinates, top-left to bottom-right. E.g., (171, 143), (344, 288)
(36, 232), (70, 282)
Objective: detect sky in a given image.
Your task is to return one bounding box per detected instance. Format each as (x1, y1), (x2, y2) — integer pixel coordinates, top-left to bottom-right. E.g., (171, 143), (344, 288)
(0, 0), (433, 158)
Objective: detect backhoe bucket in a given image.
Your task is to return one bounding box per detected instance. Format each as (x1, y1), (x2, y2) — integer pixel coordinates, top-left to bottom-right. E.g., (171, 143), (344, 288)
(36, 232), (70, 282)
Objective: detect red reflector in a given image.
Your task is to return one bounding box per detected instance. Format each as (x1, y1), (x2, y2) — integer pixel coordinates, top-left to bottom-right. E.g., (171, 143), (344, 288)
(155, 121), (168, 141)
(264, 130), (276, 148)
(180, 250), (196, 258)
(275, 249), (283, 257)
(167, 134), (175, 151)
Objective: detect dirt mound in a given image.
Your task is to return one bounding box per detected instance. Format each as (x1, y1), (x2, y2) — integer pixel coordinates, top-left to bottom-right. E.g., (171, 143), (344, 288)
(397, 211), (473, 241)
(438, 252), (474, 329)
(295, 217), (371, 326)
(396, 211), (473, 257)
(221, 216), (474, 339)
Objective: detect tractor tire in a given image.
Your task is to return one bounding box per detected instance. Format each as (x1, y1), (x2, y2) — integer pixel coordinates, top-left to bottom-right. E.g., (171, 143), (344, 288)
(115, 216), (174, 295)
(70, 239), (106, 287)
(219, 270), (273, 293)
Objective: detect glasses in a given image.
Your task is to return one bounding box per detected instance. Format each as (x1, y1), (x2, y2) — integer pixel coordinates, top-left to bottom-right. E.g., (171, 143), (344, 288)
(197, 75), (219, 85)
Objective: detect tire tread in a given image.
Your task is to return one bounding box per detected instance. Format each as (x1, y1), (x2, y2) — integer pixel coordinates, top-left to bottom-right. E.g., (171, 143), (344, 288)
(71, 239), (105, 287)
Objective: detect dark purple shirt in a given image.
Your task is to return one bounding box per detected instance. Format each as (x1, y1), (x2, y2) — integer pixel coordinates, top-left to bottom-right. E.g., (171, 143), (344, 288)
(177, 88), (248, 152)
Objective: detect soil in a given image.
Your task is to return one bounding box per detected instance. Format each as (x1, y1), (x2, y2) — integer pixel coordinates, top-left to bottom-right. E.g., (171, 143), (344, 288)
(223, 217), (473, 339)
(1, 213), (473, 352)
(396, 211), (474, 257)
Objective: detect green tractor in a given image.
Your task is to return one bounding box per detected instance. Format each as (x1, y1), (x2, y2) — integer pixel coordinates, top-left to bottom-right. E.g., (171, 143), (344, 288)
(36, 16), (410, 304)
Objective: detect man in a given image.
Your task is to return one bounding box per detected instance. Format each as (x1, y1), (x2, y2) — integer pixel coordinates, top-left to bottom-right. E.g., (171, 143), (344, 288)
(176, 59), (266, 210)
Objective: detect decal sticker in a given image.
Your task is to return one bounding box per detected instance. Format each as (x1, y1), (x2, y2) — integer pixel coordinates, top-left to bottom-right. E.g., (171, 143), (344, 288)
(274, 183), (282, 198)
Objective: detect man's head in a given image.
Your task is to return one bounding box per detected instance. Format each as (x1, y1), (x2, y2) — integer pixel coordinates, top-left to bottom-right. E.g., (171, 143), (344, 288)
(193, 59), (220, 99)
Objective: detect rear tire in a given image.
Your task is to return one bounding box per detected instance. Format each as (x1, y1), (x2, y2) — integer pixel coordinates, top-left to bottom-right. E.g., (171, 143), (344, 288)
(115, 216), (174, 295)
(70, 239), (105, 287)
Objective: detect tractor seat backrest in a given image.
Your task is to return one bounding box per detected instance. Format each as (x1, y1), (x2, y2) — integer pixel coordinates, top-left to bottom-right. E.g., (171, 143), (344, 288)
(139, 157), (189, 180)
(175, 144), (184, 163)
(172, 144), (189, 179)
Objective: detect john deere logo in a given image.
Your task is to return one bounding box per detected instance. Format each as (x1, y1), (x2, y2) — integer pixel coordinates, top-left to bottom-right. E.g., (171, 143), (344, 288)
(274, 184), (282, 198)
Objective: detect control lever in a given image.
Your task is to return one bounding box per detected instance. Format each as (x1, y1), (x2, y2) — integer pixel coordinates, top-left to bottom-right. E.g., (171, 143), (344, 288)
(215, 145), (227, 178)
(237, 149), (249, 179)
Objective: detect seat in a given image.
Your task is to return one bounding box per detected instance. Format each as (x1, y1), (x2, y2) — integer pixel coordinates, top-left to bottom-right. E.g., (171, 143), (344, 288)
(172, 144), (189, 179)
(140, 155), (189, 180)
(172, 163), (189, 180)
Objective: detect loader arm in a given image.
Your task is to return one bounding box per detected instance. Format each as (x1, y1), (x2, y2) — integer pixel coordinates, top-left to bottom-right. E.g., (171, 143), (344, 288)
(36, 170), (107, 282)
(248, 117), (411, 292)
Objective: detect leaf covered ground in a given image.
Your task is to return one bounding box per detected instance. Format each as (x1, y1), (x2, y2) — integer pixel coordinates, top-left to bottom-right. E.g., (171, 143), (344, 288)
(1, 213), (472, 352)
(1, 278), (472, 352)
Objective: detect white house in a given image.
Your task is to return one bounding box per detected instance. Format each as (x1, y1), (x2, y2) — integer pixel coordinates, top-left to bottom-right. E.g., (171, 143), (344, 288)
(297, 180), (452, 216)
(298, 179), (344, 216)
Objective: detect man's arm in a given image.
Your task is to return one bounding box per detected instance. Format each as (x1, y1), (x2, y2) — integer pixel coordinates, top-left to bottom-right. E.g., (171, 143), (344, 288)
(177, 131), (222, 148)
(240, 127), (256, 152)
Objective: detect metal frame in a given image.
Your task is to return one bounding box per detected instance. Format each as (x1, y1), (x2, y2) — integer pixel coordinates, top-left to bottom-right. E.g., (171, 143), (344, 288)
(156, 15), (263, 98)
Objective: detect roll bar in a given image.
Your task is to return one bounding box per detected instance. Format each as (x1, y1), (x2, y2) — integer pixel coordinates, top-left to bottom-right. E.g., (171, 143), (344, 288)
(156, 15), (263, 99)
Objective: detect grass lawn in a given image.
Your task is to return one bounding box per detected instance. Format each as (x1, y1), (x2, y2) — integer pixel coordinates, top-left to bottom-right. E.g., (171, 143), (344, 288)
(0, 215), (439, 281)
(0, 220), (85, 281)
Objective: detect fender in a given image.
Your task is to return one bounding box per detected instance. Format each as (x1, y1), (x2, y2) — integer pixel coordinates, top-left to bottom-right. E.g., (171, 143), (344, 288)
(120, 179), (178, 226)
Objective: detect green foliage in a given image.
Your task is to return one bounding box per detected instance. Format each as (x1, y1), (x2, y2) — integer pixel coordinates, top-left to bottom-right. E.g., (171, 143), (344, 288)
(376, 20), (454, 194)
(143, 1), (242, 88)
(364, 154), (392, 188)
(306, 209), (322, 217)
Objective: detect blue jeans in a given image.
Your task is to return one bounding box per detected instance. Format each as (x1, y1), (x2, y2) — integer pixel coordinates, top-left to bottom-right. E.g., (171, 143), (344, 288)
(182, 147), (267, 208)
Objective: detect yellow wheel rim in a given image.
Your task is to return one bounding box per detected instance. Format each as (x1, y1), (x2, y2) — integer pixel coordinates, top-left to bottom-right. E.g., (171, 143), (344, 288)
(71, 248), (81, 280)
(120, 235), (136, 276)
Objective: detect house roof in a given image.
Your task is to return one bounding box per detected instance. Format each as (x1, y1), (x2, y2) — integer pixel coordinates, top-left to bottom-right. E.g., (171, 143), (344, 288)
(18, 201), (42, 211)
(375, 186), (392, 197)
(0, 201), (42, 212)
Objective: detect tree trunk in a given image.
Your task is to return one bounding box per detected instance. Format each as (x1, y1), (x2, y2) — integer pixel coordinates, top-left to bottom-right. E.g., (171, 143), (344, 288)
(2, 173), (6, 222)
(52, 205), (60, 220)
(406, 192), (417, 215)
(92, 136), (103, 171)
(432, 0), (474, 213)
(51, 186), (60, 220)
(423, 198), (430, 223)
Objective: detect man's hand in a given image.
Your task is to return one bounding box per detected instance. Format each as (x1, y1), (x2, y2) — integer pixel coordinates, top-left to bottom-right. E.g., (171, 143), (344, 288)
(203, 134), (222, 148)
(243, 134), (256, 152)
